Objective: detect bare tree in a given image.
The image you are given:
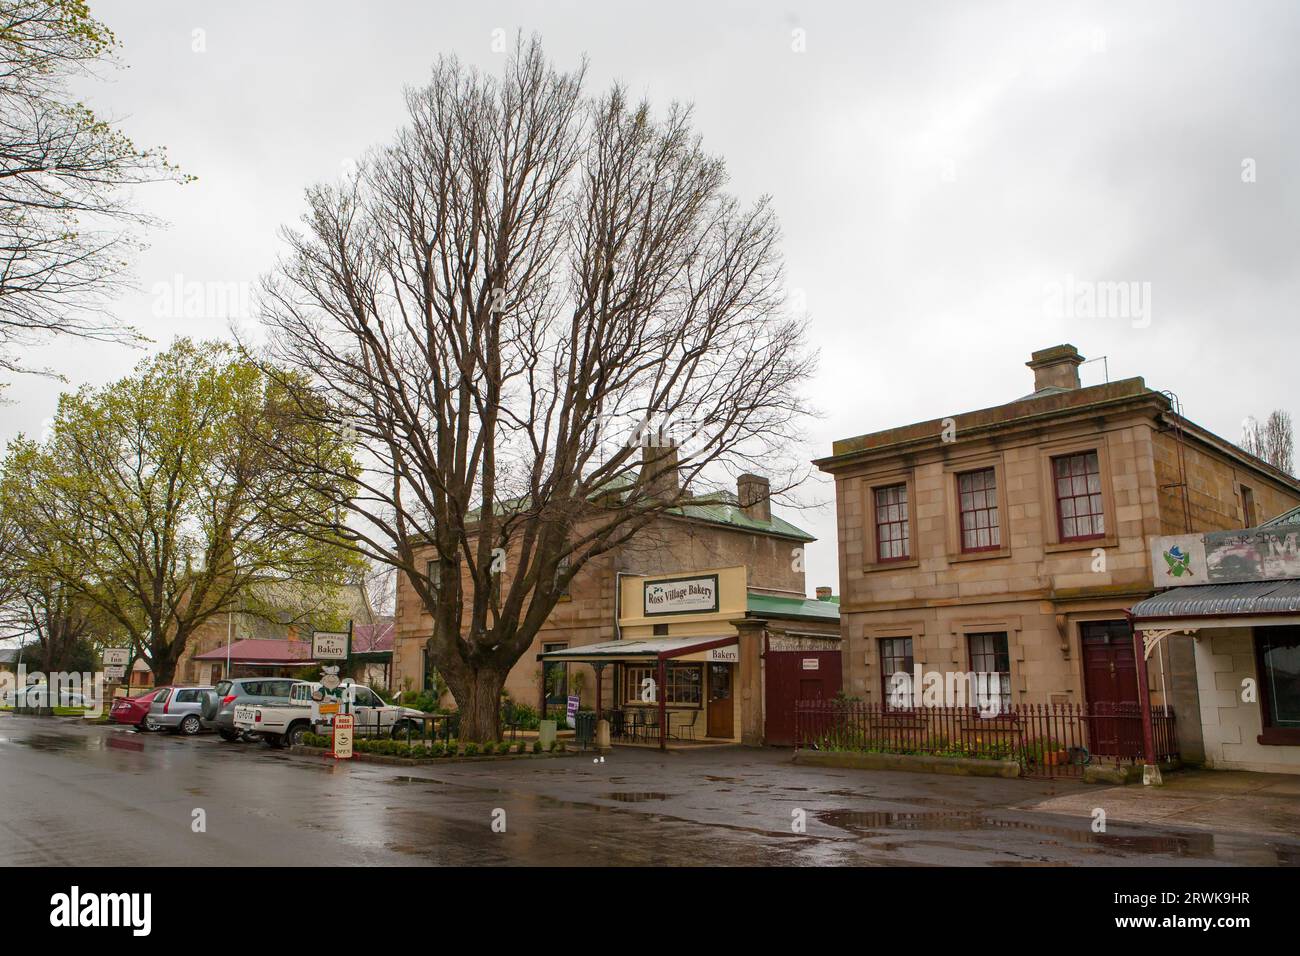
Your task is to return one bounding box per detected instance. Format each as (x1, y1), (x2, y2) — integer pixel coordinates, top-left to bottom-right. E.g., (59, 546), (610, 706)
(260, 38), (815, 741)
(0, 0), (190, 376)
(1242, 410), (1294, 475)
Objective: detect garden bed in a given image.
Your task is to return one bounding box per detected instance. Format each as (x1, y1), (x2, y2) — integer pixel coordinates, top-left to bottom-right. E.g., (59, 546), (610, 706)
(290, 733), (584, 765)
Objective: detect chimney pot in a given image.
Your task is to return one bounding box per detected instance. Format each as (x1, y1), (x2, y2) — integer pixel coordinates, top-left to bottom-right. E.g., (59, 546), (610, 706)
(815, 586), (832, 601)
(1026, 344), (1085, 392)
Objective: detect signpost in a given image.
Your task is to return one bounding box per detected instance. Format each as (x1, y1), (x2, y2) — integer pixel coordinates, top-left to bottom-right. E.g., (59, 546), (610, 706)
(103, 648), (130, 697)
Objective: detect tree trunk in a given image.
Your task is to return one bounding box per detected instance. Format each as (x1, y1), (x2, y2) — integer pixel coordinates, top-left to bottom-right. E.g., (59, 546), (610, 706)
(446, 667), (505, 743)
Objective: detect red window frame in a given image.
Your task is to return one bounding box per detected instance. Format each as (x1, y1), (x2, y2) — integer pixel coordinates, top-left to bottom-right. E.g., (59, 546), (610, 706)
(873, 483), (910, 562)
(1052, 451), (1104, 542)
(957, 467), (1000, 552)
(879, 637), (914, 709)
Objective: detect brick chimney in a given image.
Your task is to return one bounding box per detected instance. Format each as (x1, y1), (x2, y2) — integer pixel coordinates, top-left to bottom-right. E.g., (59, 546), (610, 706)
(815, 586), (833, 601)
(737, 473), (771, 522)
(640, 442), (679, 499)
(1026, 344), (1084, 392)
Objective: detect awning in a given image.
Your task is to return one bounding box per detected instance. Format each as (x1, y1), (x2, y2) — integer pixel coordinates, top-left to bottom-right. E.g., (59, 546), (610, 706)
(537, 635), (737, 664)
(1131, 579), (1300, 631)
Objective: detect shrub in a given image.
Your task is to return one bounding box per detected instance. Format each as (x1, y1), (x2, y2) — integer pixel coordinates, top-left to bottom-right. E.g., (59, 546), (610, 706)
(429, 742), (444, 757)
(462, 742), (479, 757)
(532, 740), (543, 754)
(516, 740), (529, 754)
(496, 741), (511, 755)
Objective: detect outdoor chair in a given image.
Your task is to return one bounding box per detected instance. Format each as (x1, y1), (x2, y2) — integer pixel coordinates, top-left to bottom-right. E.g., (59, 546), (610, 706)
(670, 710), (696, 741)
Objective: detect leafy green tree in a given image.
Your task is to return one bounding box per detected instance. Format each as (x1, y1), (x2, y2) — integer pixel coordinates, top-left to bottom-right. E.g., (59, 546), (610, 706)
(0, 0), (191, 376)
(1, 338), (360, 683)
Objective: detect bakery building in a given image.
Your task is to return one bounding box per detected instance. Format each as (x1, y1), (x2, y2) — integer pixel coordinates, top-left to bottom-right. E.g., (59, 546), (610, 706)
(391, 465), (841, 745)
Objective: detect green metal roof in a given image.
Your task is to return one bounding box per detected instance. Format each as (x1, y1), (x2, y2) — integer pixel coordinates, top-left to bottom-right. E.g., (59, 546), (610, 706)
(671, 490), (815, 542)
(745, 592), (840, 621)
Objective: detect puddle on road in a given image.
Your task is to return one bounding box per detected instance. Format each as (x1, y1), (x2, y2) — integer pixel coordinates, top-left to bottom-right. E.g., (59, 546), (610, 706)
(816, 809), (1216, 858)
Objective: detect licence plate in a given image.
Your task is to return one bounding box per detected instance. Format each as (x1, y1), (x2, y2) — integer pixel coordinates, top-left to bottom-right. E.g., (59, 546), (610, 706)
(234, 705), (258, 728)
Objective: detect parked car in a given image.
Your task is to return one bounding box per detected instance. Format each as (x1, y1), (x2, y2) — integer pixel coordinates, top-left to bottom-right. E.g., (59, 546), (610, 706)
(148, 685), (213, 736)
(200, 677), (303, 742)
(234, 681), (319, 748)
(111, 688), (169, 731)
(243, 681), (431, 748)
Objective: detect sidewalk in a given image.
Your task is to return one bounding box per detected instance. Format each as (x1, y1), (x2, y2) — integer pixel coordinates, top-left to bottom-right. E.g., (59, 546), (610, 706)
(1022, 769), (1300, 841)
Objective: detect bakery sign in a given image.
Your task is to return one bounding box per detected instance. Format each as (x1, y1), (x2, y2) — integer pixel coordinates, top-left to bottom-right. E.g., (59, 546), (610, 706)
(1151, 528), (1300, 588)
(643, 574), (720, 616)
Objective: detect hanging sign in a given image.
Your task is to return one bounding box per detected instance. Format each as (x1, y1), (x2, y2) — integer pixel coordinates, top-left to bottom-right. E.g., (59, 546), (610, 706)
(313, 631), (349, 661)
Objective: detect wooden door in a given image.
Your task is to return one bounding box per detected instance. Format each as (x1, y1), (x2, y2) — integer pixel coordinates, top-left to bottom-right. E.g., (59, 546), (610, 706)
(707, 663), (734, 738)
(1080, 620), (1142, 757)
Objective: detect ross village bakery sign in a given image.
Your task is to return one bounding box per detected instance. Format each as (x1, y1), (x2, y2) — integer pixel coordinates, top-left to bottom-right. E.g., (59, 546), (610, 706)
(643, 574), (720, 616)
(1150, 527), (1300, 588)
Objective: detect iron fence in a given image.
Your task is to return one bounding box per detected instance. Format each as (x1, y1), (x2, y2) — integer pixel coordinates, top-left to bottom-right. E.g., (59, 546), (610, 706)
(794, 700), (1177, 778)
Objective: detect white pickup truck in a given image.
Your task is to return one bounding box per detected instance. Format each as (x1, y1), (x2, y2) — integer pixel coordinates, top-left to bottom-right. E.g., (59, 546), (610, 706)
(236, 681), (430, 748)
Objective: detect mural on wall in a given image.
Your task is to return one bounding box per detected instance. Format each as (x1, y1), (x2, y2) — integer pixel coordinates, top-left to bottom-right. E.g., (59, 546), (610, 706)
(1151, 528), (1300, 587)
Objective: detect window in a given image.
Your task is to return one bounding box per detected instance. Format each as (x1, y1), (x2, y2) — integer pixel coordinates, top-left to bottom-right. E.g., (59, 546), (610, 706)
(879, 637), (914, 708)
(543, 643), (568, 705)
(1256, 626), (1300, 744)
(874, 483), (911, 562)
(957, 468), (1000, 552)
(623, 663), (703, 706)
(967, 632), (1011, 714)
(426, 560), (441, 603)
(1053, 450), (1104, 541)
(1241, 485), (1257, 527)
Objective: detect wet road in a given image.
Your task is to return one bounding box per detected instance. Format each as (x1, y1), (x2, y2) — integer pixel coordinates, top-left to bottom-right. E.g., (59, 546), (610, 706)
(2, 714), (1298, 866)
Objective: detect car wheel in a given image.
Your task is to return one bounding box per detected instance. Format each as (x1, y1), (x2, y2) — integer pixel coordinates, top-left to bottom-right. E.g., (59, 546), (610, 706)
(217, 728), (241, 742)
(179, 715), (201, 736)
(130, 721), (148, 733)
(287, 724), (310, 748)
(390, 719), (417, 740)
(142, 715), (161, 732)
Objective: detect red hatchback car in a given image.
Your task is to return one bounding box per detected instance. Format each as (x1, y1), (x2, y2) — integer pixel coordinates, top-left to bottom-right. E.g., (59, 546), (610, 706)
(110, 687), (169, 732)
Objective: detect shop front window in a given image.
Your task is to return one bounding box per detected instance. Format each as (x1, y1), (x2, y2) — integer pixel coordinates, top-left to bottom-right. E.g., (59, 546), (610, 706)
(1257, 626), (1300, 742)
(624, 663), (702, 706)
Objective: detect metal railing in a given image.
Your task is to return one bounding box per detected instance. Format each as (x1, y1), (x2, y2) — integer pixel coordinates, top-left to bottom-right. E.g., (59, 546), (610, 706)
(794, 700), (1177, 778)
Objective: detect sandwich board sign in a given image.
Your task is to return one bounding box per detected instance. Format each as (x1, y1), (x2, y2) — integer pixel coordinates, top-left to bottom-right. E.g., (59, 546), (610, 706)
(565, 694), (579, 728)
(332, 714), (354, 759)
(313, 630), (349, 661)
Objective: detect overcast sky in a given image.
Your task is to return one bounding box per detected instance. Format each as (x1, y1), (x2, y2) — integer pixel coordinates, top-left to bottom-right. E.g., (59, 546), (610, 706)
(3, 0), (1297, 598)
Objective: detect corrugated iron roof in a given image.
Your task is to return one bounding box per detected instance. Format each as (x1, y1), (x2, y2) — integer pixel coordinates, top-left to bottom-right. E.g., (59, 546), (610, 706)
(1263, 504), (1300, 527)
(745, 592), (840, 621)
(1131, 579), (1300, 620)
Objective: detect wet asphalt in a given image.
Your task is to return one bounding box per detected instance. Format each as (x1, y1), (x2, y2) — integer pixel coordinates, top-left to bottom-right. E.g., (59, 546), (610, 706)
(2, 714), (1298, 866)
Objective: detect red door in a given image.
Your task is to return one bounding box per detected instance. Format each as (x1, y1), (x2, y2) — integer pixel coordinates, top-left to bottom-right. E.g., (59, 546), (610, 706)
(764, 650), (842, 746)
(1080, 620), (1142, 757)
